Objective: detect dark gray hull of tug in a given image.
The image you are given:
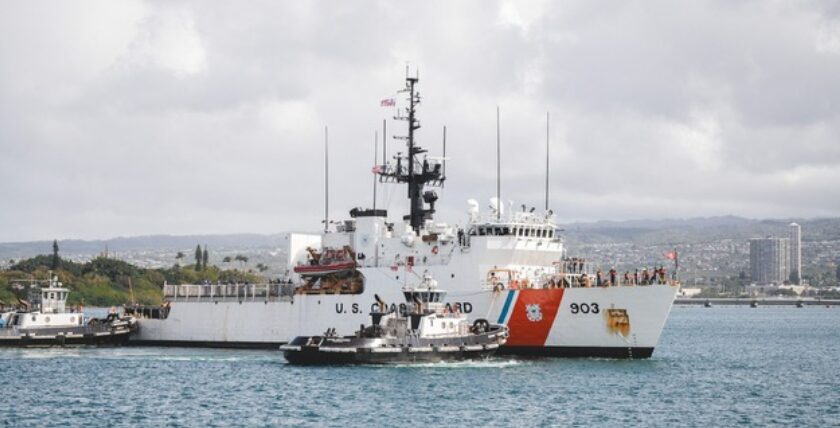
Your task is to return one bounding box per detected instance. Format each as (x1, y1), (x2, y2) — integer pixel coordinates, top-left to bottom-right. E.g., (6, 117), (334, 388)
(282, 327), (508, 365)
(0, 315), (137, 348)
(283, 344), (499, 365)
(0, 331), (131, 348)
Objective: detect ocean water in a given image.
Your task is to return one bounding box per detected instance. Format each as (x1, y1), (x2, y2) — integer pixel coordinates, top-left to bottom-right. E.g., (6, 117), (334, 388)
(1, 307), (839, 427)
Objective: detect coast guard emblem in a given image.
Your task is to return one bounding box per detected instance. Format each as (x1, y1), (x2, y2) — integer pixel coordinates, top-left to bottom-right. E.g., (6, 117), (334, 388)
(525, 304), (543, 322)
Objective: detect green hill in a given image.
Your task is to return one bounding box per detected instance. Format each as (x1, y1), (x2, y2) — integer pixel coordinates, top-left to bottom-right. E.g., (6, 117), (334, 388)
(0, 255), (263, 307)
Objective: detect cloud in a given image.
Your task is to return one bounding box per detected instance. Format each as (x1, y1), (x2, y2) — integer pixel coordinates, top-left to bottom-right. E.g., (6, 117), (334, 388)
(1, 0), (839, 241)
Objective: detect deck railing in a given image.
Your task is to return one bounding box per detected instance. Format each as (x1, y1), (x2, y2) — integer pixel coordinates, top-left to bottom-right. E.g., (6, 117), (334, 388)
(162, 283), (296, 301)
(483, 272), (677, 291)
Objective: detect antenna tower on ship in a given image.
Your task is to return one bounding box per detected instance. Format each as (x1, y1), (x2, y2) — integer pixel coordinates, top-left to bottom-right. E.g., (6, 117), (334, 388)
(376, 69), (446, 232)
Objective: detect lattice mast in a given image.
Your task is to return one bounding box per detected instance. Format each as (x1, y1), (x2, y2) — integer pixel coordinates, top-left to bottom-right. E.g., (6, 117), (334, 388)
(377, 71), (446, 232)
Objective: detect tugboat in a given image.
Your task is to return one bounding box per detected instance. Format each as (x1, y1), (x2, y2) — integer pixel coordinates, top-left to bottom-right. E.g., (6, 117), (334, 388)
(281, 274), (508, 364)
(0, 276), (137, 347)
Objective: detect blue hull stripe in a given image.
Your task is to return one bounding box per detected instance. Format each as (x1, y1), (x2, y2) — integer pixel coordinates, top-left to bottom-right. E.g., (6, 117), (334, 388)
(497, 290), (516, 324)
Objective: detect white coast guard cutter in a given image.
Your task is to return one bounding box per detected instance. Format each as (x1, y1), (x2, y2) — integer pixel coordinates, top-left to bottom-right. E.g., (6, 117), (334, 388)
(131, 73), (678, 358)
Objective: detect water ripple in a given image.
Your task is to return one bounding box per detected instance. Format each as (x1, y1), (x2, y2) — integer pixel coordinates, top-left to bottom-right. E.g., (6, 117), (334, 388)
(1, 307), (839, 427)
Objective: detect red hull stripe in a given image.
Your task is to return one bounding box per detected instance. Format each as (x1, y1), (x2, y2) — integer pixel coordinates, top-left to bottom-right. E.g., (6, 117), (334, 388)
(504, 289), (565, 347)
(293, 262), (355, 273)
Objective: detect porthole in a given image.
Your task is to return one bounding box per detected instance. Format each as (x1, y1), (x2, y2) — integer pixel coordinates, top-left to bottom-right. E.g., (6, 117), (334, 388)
(45, 317), (51, 323)
(31, 316), (37, 321)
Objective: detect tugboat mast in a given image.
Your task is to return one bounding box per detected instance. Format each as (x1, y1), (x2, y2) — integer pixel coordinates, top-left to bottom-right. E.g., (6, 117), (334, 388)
(378, 72), (445, 232)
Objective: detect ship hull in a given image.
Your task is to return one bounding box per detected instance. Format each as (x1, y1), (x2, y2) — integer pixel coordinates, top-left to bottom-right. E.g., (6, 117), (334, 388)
(132, 270), (677, 358)
(499, 346), (653, 359)
(129, 339), (653, 359)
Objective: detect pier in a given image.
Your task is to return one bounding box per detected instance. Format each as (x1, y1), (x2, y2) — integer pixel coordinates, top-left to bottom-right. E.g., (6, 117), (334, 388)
(675, 298), (840, 307)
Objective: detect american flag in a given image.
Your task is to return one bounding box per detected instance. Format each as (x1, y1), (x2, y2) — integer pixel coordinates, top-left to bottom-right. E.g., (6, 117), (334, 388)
(380, 97), (395, 107)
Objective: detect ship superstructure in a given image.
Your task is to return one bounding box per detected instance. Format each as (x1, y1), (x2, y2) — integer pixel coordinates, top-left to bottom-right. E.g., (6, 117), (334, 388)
(132, 73), (678, 358)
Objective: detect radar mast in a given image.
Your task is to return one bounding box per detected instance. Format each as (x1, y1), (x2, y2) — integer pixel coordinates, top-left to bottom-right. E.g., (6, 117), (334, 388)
(377, 71), (446, 232)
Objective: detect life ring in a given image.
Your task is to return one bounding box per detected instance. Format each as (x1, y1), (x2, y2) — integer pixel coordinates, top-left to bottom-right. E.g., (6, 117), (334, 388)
(431, 245), (439, 255)
(493, 282), (505, 292)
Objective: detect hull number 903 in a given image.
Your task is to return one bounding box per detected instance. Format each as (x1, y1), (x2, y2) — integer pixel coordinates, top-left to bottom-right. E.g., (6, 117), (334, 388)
(569, 303), (599, 314)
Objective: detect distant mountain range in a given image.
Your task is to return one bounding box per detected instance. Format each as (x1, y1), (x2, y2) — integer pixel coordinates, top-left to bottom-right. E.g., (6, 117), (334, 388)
(2, 216), (839, 260)
(554, 216), (840, 245)
(0, 233), (300, 261)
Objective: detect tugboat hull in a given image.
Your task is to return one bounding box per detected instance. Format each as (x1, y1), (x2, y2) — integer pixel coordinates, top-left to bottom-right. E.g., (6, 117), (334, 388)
(0, 329), (133, 347)
(283, 345), (499, 365)
(0, 317), (137, 347)
(282, 325), (508, 365)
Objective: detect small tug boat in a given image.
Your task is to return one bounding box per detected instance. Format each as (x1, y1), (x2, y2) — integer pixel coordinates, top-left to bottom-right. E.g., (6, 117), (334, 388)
(281, 274), (508, 365)
(0, 276), (137, 347)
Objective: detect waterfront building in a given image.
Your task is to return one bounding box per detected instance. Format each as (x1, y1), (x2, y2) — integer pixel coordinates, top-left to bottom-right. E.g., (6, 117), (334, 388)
(749, 237), (789, 285)
(746, 283), (806, 297)
(789, 223), (802, 284)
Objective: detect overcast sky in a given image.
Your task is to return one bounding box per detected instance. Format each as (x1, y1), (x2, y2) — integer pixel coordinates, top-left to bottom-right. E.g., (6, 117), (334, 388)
(2, 1), (839, 242)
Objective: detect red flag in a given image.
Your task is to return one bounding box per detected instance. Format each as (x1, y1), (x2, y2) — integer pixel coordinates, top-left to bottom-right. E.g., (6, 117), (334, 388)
(666, 251), (678, 260)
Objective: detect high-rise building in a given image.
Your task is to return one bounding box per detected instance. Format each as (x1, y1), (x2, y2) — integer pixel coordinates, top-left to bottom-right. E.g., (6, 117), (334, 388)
(789, 223), (801, 284)
(750, 237), (789, 285)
